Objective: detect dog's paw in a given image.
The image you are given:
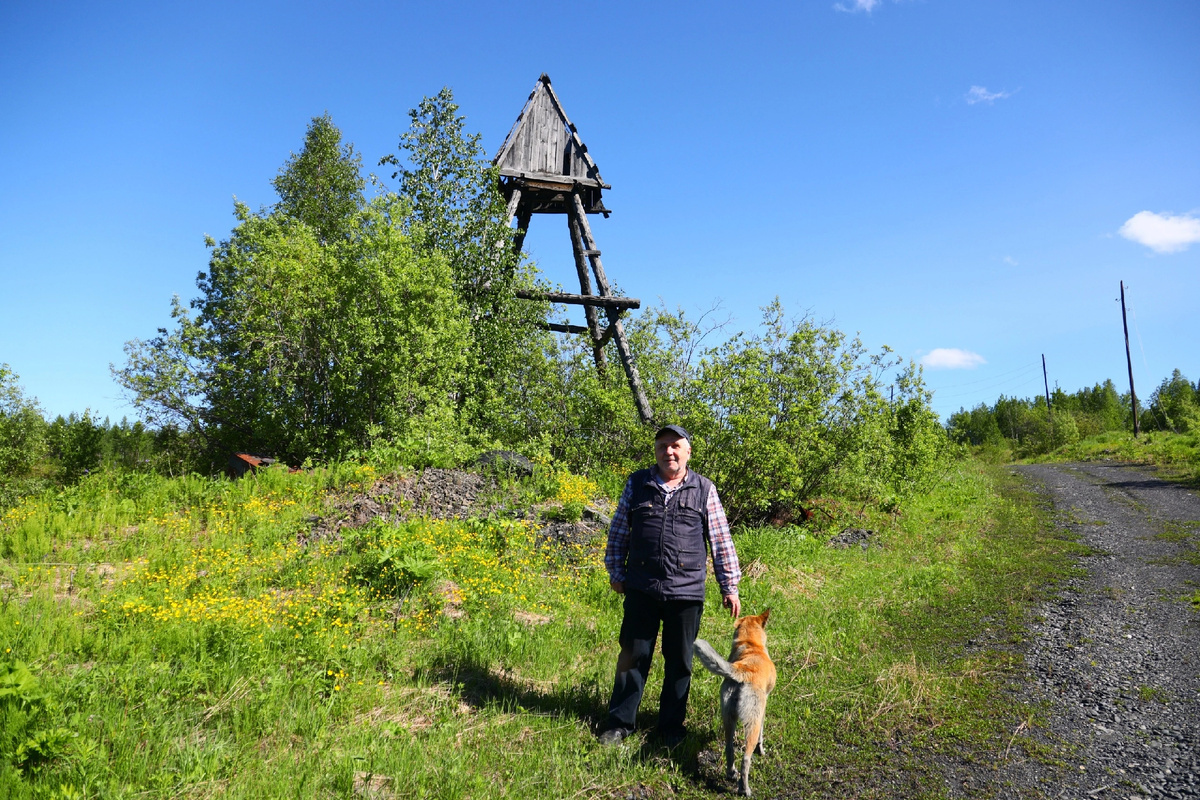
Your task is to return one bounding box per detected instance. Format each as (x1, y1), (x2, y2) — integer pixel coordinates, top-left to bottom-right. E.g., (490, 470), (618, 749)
(727, 767), (739, 782)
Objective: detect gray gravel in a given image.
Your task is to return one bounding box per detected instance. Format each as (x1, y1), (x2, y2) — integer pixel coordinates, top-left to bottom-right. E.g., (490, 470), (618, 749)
(943, 462), (1200, 799)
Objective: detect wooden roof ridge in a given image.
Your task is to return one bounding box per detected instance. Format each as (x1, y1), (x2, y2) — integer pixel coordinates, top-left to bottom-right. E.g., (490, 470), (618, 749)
(493, 73), (609, 189)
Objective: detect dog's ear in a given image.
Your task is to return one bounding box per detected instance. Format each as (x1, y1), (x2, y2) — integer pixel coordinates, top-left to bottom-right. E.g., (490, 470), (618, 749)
(759, 608), (771, 627)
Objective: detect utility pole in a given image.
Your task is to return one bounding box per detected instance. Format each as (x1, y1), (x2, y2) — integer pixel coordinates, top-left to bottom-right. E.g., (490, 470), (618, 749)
(1120, 280), (1140, 437)
(1042, 354), (1052, 413)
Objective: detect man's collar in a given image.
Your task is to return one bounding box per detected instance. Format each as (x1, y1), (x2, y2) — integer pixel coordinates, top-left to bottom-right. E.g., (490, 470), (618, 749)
(650, 465), (691, 486)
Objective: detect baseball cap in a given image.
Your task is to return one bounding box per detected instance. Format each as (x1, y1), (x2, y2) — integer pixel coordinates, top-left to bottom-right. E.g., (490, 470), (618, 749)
(654, 424), (690, 442)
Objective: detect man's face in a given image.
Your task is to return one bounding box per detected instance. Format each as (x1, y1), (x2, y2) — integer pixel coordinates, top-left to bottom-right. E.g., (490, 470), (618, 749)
(654, 433), (691, 476)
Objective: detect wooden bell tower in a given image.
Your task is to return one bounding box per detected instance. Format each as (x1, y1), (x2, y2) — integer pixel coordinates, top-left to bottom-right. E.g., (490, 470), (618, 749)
(494, 74), (653, 423)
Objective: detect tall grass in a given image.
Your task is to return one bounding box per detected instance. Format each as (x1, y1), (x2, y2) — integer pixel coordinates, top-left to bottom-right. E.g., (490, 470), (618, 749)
(1035, 430), (1200, 485)
(1, 458), (1080, 798)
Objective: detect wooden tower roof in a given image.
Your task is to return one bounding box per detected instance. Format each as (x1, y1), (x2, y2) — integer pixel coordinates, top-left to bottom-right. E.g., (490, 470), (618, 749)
(494, 74), (610, 211)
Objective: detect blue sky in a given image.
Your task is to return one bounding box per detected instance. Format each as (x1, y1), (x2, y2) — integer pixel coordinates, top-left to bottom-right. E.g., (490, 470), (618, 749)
(2, 0), (1197, 424)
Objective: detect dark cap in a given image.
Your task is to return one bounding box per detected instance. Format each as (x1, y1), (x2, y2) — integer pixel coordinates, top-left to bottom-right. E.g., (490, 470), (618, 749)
(654, 424), (690, 442)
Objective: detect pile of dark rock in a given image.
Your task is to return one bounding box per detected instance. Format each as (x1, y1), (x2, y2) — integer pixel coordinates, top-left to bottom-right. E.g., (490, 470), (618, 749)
(302, 468), (498, 545)
(535, 507), (612, 553)
(301, 459), (613, 554)
(826, 527), (879, 550)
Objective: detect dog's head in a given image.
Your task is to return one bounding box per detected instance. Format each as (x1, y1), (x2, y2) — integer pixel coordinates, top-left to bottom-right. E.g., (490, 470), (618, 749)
(735, 608), (770, 635)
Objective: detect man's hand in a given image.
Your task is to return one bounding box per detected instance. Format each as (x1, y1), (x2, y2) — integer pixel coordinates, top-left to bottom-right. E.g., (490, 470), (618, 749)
(723, 593), (740, 619)
(610, 579), (625, 594)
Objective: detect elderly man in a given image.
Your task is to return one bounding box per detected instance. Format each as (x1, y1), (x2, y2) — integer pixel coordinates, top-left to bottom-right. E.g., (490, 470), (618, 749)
(598, 424), (741, 747)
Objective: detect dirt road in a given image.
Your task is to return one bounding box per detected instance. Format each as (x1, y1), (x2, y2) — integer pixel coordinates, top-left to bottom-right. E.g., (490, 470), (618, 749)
(945, 463), (1200, 799)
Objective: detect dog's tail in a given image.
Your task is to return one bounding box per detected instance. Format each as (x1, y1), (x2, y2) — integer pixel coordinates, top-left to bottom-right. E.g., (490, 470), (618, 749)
(693, 638), (742, 682)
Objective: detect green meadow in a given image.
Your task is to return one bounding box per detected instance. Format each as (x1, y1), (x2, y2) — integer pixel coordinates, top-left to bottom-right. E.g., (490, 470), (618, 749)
(2, 458), (1083, 799)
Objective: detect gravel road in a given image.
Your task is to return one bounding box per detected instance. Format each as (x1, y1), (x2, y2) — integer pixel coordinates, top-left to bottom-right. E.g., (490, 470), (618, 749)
(943, 462), (1200, 799)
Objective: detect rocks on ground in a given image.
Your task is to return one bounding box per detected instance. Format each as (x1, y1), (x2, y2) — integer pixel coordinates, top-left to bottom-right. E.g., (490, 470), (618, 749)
(826, 527), (878, 550)
(302, 467), (612, 553)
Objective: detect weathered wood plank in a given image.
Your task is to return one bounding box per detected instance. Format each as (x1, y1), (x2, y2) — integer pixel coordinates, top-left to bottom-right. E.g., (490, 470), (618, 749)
(569, 190), (653, 423)
(512, 208), (532, 256)
(596, 322), (617, 349)
(505, 186), (523, 225)
(571, 192), (614, 295)
(569, 207), (607, 372)
(497, 169), (608, 190)
(515, 289), (640, 309)
(541, 322), (589, 334)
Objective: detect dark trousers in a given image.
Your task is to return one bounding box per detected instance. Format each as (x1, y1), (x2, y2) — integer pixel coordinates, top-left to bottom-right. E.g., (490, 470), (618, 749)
(605, 589), (704, 736)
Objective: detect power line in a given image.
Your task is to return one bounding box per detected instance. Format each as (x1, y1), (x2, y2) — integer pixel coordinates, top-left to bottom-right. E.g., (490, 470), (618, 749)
(933, 375), (1044, 401)
(930, 360), (1040, 390)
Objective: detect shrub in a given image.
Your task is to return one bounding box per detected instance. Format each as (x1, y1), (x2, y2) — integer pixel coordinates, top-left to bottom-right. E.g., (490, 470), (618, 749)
(0, 366), (49, 508)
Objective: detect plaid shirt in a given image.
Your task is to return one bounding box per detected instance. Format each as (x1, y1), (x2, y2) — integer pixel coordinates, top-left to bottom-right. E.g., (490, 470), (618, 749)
(605, 467), (741, 597)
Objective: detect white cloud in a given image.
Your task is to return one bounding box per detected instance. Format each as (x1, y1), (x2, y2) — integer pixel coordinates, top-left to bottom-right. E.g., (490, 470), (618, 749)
(921, 349), (987, 370)
(834, 0), (880, 13)
(1118, 210), (1200, 254)
(1003, 255), (1018, 266)
(965, 86), (1012, 105)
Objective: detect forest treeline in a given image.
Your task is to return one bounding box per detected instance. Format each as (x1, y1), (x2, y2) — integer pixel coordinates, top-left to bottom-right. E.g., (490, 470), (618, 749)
(948, 369), (1200, 459)
(8, 89), (949, 523)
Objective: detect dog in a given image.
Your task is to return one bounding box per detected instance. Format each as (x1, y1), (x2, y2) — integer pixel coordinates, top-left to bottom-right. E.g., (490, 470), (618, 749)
(693, 609), (776, 797)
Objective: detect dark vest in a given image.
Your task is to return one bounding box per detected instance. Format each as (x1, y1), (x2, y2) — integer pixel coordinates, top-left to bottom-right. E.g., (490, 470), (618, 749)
(624, 468), (713, 601)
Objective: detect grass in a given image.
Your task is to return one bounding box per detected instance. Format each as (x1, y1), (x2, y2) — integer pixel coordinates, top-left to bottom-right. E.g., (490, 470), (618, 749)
(1037, 430), (1200, 486)
(0, 457), (1085, 798)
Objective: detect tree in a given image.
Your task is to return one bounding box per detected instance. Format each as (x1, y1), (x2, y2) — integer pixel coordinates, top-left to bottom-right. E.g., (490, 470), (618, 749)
(117, 115), (469, 464)
(272, 113), (364, 243)
(678, 302), (905, 524)
(0, 365), (48, 507)
(0, 365), (46, 478)
(1146, 369), (1199, 433)
(381, 89), (554, 443)
(47, 411), (103, 482)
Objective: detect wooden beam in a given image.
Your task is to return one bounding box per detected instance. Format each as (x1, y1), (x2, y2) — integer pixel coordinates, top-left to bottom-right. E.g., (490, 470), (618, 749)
(512, 208), (532, 256)
(515, 289), (640, 309)
(596, 323), (617, 349)
(570, 192), (615, 296)
(541, 322), (589, 335)
(570, 190), (654, 424)
(498, 170), (609, 191)
(568, 207), (607, 372)
(505, 186), (523, 225)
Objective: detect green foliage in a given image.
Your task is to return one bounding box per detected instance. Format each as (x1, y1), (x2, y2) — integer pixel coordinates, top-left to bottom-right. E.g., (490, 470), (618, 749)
(0, 450), (1082, 797)
(0, 660), (70, 777)
(522, 300), (948, 523)
(347, 526), (441, 600)
(0, 366), (49, 508)
(0, 367), (47, 478)
(118, 102), (559, 467)
(113, 95), (947, 519)
(1145, 369), (1200, 433)
(950, 377), (1141, 459)
(382, 88), (555, 447)
(678, 302), (946, 523)
(272, 112), (365, 243)
(46, 411), (103, 483)
(118, 191), (468, 464)
(542, 501), (585, 523)
(946, 402), (1004, 447)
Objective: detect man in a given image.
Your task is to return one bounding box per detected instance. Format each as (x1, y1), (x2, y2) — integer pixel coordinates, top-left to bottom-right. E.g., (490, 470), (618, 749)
(598, 424), (741, 747)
